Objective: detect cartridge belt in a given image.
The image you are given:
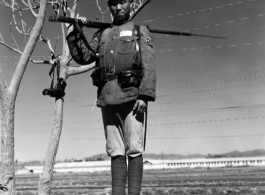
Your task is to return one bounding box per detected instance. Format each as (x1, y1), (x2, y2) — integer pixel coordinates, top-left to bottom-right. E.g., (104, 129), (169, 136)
(99, 67), (143, 81)
(91, 67), (143, 87)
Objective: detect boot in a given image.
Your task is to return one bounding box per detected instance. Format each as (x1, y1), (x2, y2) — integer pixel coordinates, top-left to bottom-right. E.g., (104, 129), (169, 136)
(42, 78), (67, 98)
(128, 155), (143, 195)
(111, 155), (127, 195)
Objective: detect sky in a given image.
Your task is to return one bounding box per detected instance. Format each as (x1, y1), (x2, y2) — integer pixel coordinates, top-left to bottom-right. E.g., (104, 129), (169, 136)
(1, 0), (265, 161)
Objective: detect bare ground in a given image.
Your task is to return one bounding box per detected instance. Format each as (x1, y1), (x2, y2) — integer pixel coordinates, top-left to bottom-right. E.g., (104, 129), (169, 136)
(15, 166), (265, 195)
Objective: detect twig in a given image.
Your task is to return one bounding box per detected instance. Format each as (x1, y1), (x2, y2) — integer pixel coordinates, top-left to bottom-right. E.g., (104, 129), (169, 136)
(11, 0), (30, 36)
(9, 22), (20, 51)
(0, 40), (53, 65)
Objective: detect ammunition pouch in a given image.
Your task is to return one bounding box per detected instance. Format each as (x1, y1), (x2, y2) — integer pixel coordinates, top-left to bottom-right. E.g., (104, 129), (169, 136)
(91, 66), (118, 86)
(91, 67), (143, 88)
(118, 70), (144, 88)
(91, 67), (102, 86)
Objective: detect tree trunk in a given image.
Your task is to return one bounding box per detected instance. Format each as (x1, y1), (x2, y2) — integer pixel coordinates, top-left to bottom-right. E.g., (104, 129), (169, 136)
(0, 0), (48, 194)
(38, 98), (64, 195)
(0, 92), (15, 195)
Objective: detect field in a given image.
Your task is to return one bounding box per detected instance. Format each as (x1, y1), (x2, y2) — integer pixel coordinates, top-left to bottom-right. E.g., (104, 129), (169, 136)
(16, 166), (265, 195)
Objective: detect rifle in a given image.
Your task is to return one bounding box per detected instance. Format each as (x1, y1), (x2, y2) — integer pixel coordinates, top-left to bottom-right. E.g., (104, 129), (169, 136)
(49, 15), (227, 40)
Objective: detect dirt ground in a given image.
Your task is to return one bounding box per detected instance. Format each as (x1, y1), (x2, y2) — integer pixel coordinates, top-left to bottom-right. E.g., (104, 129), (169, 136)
(15, 166), (265, 195)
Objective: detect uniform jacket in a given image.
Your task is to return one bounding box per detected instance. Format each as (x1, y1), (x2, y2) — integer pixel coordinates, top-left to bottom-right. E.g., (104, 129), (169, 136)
(67, 20), (156, 107)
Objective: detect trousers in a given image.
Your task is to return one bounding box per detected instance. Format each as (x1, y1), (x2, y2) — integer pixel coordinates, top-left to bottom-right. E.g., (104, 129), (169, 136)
(101, 101), (146, 157)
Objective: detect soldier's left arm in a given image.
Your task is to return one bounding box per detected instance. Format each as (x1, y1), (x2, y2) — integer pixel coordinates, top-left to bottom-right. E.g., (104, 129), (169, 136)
(138, 25), (157, 102)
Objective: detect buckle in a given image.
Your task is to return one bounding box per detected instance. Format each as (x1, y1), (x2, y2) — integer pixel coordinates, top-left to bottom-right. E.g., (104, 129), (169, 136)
(121, 70), (132, 76)
(106, 66), (115, 75)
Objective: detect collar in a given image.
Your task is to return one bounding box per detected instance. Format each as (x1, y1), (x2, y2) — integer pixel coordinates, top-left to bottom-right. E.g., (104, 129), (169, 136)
(112, 16), (131, 27)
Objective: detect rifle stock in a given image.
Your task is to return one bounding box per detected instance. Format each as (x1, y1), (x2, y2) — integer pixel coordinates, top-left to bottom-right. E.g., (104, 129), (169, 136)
(49, 15), (111, 29)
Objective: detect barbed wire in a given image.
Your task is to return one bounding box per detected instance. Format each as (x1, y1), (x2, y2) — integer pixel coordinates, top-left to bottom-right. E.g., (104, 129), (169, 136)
(155, 41), (265, 53)
(155, 24), (265, 46)
(15, 83), (265, 117)
(15, 103), (265, 128)
(149, 115), (265, 126)
(148, 134), (265, 140)
(150, 104), (265, 113)
(17, 94), (265, 118)
(16, 134), (265, 140)
(149, 104), (265, 118)
(14, 69), (265, 109)
(0, 62), (18, 66)
(157, 70), (265, 91)
(15, 78), (265, 118)
(16, 118), (102, 128)
(140, 0), (259, 24)
(5, 65), (265, 110)
(158, 80), (265, 97)
(152, 90), (265, 106)
(0, 55), (47, 58)
(15, 115), (265, 133)
(185, 13), (265, 33)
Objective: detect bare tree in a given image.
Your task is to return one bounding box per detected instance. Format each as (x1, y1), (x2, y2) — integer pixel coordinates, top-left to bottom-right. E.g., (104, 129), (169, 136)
(0, 0), (93, 194)
(0, 0), (49, 194)
(37, 1), (95, 194)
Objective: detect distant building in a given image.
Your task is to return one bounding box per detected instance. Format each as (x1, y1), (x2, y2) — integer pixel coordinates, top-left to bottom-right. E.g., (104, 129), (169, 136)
(144, 156), (265, 170)
(54, 161), (111, 173)
(15, 156), (265, 174)
(16, 166), (44, 174)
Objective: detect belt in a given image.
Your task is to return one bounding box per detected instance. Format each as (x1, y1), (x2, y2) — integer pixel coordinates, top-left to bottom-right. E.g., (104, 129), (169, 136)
(98, 67), (143, 82)
(103, 66), (116, 74)
(99, 67), (119, 81)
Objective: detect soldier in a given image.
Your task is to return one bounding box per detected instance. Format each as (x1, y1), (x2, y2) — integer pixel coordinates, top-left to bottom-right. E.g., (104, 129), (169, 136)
(66, 0), (156, 194)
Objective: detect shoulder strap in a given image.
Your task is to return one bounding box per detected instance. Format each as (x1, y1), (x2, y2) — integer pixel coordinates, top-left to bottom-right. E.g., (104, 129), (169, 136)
(95, 28), (106, 66)
(96, 28), (105, 46)
(133, 25), (141, 67)
(134, 25), (141, 40)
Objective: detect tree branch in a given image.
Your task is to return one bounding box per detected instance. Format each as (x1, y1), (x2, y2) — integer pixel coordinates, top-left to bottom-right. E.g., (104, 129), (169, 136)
(61, 23), (67, 56)
(9, 0), (48, 95)
(27, 0), (38, 18)
(11, 0), (31, 36)
(0, 40), (22, 54)
(66, 63), (95, 77)
(1, 0), (62, 12)
(0, 40), (53, 65)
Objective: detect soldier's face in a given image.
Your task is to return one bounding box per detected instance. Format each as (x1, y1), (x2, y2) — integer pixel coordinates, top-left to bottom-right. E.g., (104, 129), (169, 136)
(108, 0), (131, 21)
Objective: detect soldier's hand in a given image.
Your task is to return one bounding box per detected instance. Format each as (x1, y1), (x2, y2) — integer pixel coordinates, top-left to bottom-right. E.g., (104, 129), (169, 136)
(76, 15), (87, 28)
(67, 14), (87, 34)
(133, 99), (147, 115)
